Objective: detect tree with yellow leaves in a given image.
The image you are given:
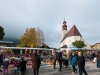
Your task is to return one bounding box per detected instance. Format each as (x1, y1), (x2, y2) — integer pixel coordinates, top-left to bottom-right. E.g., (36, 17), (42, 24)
(20, 27), (44, 47)
(31, 43), (35, 48)
(36, 27), (44, 46)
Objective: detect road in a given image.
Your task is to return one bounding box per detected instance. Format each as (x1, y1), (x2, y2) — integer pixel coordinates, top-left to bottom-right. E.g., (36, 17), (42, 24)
(0, 61), (100, 75)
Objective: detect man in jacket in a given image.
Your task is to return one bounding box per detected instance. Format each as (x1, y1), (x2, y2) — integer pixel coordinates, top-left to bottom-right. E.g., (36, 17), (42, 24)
(57, 52), (63, 72)
(78, 52), (88, 75)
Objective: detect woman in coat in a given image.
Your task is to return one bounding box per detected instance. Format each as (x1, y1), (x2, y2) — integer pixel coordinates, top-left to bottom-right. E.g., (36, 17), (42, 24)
(71, 52), (77, 74)
(32, 52), (41, 75)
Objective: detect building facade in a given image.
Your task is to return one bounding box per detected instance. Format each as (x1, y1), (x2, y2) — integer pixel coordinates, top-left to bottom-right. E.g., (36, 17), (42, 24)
(60, 20), (91, 51)
(0, 41), (15, 47)
(91, 43), (100, 50)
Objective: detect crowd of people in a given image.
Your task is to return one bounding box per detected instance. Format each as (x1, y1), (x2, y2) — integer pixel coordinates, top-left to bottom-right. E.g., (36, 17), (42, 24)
(52, 51), (100, 75)
(0, 50), (100, 75)
(52, 51), (88, 75)
(0, 53), (27, 75)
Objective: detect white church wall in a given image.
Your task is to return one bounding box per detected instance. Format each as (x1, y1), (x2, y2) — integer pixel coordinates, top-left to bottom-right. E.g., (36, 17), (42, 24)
(74, 36), (81, 41)
(62, 30), (68, 39)
(65, 36), (81, 47)
(80, 38), (91, 49)
(60, 36), (91, 50)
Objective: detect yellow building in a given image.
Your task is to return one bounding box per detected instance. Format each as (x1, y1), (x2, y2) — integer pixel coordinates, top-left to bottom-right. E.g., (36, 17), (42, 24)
(91, 43), (100, 50)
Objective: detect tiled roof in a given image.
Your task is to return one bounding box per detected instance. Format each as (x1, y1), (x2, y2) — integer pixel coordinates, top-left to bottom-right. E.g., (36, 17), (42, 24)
(60, 25), (82, 43)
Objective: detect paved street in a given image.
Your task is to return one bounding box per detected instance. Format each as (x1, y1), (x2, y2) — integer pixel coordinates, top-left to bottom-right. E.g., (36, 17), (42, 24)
(0, 61), (100, 75)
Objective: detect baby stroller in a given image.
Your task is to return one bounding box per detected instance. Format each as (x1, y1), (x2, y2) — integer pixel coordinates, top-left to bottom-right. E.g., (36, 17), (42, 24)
(11, 60), (20, 74)
(11, 67), (20, 74)
(62, 58), (70, 69)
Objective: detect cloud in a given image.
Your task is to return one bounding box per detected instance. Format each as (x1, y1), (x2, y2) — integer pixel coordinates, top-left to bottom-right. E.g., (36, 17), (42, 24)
(0, 0), (100, 48)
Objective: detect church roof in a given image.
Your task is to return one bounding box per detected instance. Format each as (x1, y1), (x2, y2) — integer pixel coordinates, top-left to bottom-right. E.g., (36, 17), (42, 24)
(60, 45), (67, 48)
(60, 25), (82, 43)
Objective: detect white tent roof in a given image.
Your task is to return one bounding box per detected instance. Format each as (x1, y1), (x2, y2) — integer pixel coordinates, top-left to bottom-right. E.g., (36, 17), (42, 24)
(0, 47), (53, 50)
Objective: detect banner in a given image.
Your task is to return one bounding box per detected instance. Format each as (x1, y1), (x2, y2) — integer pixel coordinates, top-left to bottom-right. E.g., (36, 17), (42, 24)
(20, 49), (23, 54)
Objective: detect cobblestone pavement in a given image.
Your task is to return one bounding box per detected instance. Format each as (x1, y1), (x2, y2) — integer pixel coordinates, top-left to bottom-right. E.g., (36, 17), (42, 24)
(0, 62), (100, 75)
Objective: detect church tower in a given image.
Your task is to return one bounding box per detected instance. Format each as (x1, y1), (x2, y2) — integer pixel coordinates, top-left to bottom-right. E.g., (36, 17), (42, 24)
(62, 20), (68, 39)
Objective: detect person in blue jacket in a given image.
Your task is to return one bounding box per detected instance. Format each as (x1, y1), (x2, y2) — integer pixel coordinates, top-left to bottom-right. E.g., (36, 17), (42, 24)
(71, 52), (77, 74)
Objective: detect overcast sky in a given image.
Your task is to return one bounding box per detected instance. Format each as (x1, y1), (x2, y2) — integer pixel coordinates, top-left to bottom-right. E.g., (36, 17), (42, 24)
(0, 0), (100, 48)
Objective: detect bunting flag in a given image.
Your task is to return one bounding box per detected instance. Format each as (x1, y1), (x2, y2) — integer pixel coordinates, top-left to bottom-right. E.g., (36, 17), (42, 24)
(8, 49), (14, 54)
(29, 50), (31, 54)
(20, 49), (23, 54)
(25, 49), (27, 54)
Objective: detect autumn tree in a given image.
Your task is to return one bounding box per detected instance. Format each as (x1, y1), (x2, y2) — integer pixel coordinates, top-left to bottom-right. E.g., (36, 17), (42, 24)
(20, 28), (36, 47)
(36, 27), (44, 46)
(72, 40), (86, 48)
(20, 27), (44, 47)
(42, 44), (49, 48)
(0, 26), (5, 40)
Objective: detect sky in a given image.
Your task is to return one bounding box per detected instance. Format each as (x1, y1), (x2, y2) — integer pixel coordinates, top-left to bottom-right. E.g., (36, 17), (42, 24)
(0, 0), (100, 48)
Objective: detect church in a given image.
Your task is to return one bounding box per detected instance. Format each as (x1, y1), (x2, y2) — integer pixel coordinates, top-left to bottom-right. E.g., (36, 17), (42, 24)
(60, 20), (91, 51)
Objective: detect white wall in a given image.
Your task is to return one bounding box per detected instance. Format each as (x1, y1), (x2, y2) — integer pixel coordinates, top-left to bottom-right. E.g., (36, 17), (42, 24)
(64, 36), (81, 47)
(62, 30), (68, 39)
(60, 36), (91, 49)
(81, 38), (91, 49)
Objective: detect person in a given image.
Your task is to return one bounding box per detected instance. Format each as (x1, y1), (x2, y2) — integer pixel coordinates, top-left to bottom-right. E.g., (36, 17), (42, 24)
(91, 52), (96, 60)
(78, 52), (88, 75)
(0, 53), (3, 72)
(2, 58), (9, 75)
(18, 57), (27, 75)
(37, 51), (43, 61)
(57, 52), (63, 72)
(53, 51), (57, 69)
(70, 52), (72, 63)
(32, 52), (41, 75)
(96, 51), (100, 68)
(71, 52), (77, 74)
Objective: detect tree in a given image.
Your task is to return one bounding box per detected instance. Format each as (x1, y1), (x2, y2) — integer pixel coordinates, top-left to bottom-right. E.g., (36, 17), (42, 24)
(42, 43), (50, 48)
(20, 28), (36, 47)
(0, 26), (5, 40)
(20, 27), (44, 47)
(31, 43), (35, 48)
(72, 40), (86, 48)
(36, 27), (44, 45)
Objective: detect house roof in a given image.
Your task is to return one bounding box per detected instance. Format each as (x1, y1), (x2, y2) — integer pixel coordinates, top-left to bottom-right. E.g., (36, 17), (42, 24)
(91, 43), (100, 48)
(60, 45), (67, 48)
(60, 25), (82, 43)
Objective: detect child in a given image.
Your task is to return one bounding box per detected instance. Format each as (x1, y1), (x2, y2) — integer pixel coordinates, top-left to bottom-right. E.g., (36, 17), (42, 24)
(3, 58), (9, 75)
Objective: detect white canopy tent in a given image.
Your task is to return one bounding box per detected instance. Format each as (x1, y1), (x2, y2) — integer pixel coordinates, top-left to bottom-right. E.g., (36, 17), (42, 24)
(0, 47), (53, 50)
